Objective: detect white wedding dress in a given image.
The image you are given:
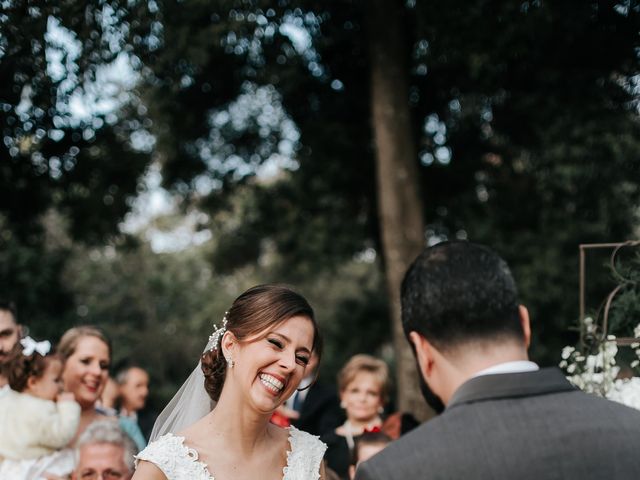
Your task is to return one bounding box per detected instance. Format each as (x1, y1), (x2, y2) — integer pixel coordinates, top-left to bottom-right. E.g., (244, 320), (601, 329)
(135, 426), (326, 480)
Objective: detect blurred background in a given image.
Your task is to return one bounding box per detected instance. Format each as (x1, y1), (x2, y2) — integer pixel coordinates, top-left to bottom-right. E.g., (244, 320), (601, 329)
(1, 0), (640, 416)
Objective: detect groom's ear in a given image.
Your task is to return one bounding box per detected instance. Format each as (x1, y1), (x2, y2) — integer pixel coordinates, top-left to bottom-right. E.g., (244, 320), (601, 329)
(519, 305), (531, 349)
(408, 331), (436, 380)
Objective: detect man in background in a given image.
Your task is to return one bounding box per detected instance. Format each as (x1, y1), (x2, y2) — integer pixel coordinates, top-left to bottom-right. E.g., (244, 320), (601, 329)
(117, 365), (153, 443)
(117, 366), (150, 418)
(0, 301), (22, 388)
(71, 421), (136, 480)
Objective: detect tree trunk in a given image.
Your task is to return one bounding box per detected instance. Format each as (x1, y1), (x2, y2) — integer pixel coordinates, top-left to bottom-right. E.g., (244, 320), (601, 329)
(367, 0), (430, 420)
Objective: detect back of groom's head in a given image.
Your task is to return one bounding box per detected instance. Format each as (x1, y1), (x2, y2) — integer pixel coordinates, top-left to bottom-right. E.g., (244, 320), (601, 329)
(401, 241), (523, 351)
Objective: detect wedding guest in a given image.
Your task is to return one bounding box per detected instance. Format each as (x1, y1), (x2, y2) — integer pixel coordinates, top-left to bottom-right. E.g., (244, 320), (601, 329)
(117, 366), (149, 417)
(348, 431), (391, 480)
(322, 354), (389, 480)
(71, 421), (136, 480)
(0, 337), (80, 478)
(60, 326), (147, 451)
(0, 300), (22, 388)
(356, 241), (640, 480)
(59, 326), (113, 445)
(116, 365), (150, 449)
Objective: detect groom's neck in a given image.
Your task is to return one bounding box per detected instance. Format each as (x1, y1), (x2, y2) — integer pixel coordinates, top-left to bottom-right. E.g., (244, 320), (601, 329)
(437, 340), (529, 404)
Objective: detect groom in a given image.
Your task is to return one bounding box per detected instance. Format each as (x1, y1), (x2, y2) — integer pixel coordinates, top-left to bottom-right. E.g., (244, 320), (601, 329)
(356, 241), (640, 480)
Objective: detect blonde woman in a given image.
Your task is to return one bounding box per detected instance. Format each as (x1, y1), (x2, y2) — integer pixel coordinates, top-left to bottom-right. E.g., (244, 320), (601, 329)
(321, 355), (389, 480)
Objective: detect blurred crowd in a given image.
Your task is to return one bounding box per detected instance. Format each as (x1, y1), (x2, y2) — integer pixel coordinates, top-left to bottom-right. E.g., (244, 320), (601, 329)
(0, 302), (149, 480)
(0, 300), (416, 480)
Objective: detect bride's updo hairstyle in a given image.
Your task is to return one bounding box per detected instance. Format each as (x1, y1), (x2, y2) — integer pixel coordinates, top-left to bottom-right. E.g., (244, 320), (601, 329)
(201, 284), (320, 402)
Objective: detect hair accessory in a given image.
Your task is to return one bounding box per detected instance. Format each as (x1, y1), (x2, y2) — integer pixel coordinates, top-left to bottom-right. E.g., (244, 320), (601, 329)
(20, 336), (51, 356)
(206, 312), (228, 352)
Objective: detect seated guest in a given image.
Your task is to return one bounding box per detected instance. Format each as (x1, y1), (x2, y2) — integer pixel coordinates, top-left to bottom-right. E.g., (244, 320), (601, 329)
(0, 337), (80, 478)
(322, 354), (389, 480)
(71, 420), (136, 480)
(349, 431), (392, 480)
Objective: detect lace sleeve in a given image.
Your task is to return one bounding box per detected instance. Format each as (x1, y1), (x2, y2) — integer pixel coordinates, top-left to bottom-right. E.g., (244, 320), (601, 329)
(135, 434), (213, 480)
(283, 427), (328, 480)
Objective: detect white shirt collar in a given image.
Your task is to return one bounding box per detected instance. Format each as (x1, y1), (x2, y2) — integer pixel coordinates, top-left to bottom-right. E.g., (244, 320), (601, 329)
(472, 360), (539, 378)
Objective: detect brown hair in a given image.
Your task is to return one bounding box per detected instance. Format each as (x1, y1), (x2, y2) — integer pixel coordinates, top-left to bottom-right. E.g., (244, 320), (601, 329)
(58, 326), (112, 360)
(2, 341), (60, 392)
(351, 431), (392, 465)
(201, 284), (320, 402)
(0, 300), (18, 323)
(337, 354), (390, 404)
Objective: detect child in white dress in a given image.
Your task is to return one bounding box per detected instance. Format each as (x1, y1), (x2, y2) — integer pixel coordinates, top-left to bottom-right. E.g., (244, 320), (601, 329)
(0, 336), (81, 479)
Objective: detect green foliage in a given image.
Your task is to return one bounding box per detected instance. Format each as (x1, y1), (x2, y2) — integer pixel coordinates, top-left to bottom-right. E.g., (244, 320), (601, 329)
(0, 1), (157, 332)
(2, 0), (640, 406)
(127, 0), (640, 366)
(0, 214), (75, 339)
(1, 1), (156, 241)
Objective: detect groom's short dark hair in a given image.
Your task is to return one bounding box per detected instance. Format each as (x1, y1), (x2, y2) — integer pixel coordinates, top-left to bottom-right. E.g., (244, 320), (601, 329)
(401, 241), (523, 350)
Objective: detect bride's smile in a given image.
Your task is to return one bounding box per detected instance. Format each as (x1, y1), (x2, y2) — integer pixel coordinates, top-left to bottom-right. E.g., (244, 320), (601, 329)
(258, 372), (285, 394)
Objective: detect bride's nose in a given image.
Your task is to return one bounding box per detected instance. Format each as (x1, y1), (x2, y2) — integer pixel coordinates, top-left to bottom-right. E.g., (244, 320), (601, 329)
(278, 350), (296, 372)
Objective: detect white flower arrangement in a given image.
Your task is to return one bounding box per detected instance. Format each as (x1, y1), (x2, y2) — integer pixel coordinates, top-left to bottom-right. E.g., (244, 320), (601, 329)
(560, 318), (640, 410)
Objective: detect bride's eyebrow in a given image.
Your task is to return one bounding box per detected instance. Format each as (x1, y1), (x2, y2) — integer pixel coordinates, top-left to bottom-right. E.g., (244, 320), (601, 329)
(270, 333), (312, 354)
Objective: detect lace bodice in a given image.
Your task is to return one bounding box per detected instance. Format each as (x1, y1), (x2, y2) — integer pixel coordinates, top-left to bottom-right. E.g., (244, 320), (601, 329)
(135, 426), (326, 480)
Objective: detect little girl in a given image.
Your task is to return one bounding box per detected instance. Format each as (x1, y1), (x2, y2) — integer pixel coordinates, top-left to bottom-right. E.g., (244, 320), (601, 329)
(0, 336), (80, 478)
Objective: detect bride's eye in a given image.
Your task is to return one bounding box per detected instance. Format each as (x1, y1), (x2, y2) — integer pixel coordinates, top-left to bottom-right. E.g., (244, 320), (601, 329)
(268, 338), (283, 349)
(296, 355), (310, 366)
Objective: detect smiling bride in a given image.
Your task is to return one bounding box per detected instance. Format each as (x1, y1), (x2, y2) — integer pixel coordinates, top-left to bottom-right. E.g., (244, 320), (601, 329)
(133, 285), (327, 480)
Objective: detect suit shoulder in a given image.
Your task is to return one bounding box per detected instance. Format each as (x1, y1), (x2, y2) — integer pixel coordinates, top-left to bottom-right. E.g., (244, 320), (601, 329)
(574, 389), (640, 420)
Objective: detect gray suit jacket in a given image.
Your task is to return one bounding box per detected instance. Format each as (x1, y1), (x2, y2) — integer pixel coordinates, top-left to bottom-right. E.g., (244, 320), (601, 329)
(355, 368), (640, 480)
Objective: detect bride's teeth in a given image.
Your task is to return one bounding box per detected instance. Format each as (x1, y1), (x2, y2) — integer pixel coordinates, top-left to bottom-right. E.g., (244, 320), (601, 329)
(260, 374), (284, 393)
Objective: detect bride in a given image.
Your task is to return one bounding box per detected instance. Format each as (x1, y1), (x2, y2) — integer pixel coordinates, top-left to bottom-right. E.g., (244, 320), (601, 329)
(133, 285), (327, 480)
